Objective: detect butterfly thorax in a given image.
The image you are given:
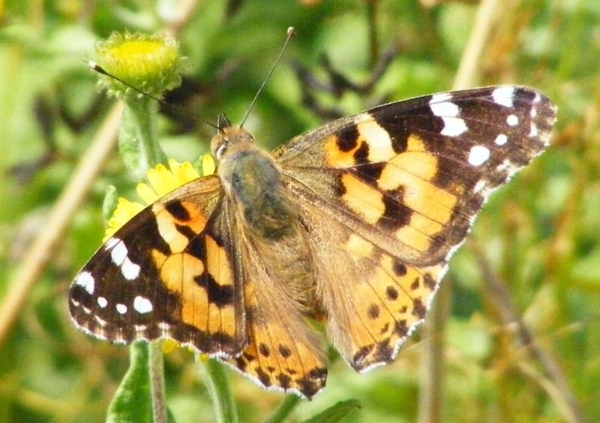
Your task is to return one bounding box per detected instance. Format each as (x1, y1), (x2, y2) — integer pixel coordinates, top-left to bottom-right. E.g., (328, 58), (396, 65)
(212, 115), (317, 311)
(213, 115), (299, 241)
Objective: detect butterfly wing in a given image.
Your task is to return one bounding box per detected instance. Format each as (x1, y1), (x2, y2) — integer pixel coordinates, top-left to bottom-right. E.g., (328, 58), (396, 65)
(298, 203), (445, 370)
(69, 173), (328, 397)
(69, 175), (248, 357)
(276, 86), (556, 370)
(275, 86), (556, 267)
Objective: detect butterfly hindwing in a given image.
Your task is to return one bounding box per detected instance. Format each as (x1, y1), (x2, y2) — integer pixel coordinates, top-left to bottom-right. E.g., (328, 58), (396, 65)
(294, 196), (444, 371)
(223, 223), (328, 397)
(218, 190), (327, 397)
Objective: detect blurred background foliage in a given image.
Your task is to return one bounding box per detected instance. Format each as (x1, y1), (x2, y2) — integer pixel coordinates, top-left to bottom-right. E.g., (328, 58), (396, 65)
(0, 0), (598, 422)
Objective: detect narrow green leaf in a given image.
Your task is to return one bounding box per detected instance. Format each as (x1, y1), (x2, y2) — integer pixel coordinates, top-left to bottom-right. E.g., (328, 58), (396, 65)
(107, 341), (154, 423)
(263, 395), (302, 423)
(197, 357), (238, 423)
(301, 399), (361, 423)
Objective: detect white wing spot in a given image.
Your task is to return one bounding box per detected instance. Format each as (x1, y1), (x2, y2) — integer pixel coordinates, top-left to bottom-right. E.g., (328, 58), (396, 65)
(430, 93), (453, 104)
(507, 114), (519, 126)
(468, 145), (491, 166)
(122, 258), (141, 280)
(75, 271), (95, 295)
(529, 122), (539, 137)
(530, 106), (538, 119)
(133, 296), (153, 314)
(116, 303), (128, 314)
(94, 315), (108, 327)
(473, 179), (487, 194)
(494, 134), (508, 146)
(97, 297), (108, 308)
(107, 237), (141, 280)
(430, 101), (460, 117)
(492, 86), (516, 107)
(441, 117), (468, 136)
(110, 239), (128, 266)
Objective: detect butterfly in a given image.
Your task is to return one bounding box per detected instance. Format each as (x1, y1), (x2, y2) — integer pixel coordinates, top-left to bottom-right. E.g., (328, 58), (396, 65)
(69, 85), (557, 398)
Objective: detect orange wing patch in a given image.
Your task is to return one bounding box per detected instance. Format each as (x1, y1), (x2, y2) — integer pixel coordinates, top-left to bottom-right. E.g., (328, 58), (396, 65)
(340, 173), (385, 225)
(324, 117), (395, 168)
(324, 127), (462, 256)
(151, 200), (241, 355)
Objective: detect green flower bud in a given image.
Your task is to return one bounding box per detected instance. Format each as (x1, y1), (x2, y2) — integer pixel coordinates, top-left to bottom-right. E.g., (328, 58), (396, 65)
(94, 32), (183, 99)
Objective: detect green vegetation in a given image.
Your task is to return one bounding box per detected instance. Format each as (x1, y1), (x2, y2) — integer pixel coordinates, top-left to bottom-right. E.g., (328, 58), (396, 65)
(0, 1), (596, 422)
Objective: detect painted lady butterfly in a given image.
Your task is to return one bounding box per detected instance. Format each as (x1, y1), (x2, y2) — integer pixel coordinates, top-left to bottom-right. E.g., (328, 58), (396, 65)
(70, 85), (556, 398)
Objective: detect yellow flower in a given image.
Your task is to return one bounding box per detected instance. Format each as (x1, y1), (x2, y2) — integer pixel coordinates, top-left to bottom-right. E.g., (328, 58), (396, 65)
(104, 156), (214, 241)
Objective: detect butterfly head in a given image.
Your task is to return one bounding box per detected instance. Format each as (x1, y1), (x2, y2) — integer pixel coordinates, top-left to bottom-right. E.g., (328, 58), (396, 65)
(211, 113), (256, 161)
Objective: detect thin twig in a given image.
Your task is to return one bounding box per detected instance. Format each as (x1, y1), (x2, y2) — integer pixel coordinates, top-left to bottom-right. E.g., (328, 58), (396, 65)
(473, 241), (586, 423)
(453, 0), (503, 90)
(418, 279), (450, 423)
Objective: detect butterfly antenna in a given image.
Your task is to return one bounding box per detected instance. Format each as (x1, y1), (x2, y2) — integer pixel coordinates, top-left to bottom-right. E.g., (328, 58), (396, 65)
(240, 27), (297, 128)
(89, 61), (219, 130)
(88, 61), (167, 103)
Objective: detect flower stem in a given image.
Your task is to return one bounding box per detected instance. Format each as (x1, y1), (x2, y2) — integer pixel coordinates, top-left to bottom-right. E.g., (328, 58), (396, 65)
(122, 95), (168, 422)
(149, 341), (168, 423)
(120, 96), (167, 177)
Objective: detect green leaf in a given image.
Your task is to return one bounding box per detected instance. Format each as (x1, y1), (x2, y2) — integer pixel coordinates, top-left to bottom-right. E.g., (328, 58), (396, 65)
(263, 395), (302, 423)
(107, 341), (174, 423)
(107, 342), (154, 423)
(301, 399), (361, 423)
(197, 357), (238, 423)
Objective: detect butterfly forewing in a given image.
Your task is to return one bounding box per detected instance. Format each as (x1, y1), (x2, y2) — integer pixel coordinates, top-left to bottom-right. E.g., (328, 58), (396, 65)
(70, 175), (249, 356)
(276, 86), (555, 266)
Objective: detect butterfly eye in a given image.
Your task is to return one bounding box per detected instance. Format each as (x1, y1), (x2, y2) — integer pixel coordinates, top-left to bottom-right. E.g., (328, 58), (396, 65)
(215, 139), (228, 160)
(211, 135), (228, 160)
